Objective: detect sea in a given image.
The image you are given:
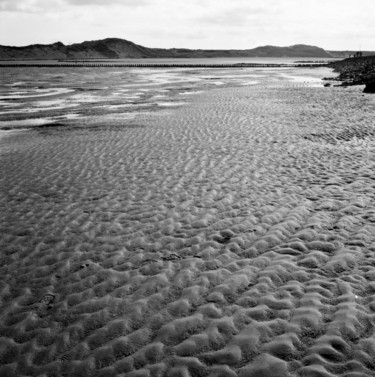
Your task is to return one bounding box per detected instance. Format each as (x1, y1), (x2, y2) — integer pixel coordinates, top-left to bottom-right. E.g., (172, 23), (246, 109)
(0, 57), (338, 131)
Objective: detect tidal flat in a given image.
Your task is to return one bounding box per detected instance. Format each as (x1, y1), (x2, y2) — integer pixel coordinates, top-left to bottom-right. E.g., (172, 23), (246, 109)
(1, 65), (375, 377)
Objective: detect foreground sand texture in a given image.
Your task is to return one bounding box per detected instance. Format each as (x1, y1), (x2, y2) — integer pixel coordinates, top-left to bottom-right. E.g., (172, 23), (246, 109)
(1, 69), (375, 376)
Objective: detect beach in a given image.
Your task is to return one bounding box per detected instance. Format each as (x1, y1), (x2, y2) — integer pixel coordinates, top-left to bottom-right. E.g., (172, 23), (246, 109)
(1, 65), (375, 376)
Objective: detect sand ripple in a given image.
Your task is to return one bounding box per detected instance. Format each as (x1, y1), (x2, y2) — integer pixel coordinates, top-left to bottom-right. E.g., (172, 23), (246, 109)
(1, 72), (375, 376)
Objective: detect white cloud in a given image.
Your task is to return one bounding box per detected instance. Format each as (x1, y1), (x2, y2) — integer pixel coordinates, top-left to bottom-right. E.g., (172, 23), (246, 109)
(0, 0), (31, 12)
(0, 0), (149, 12)
(0, 0), (16, 11)
(0, 0), (64, 13)
(1, 0), (375, 50)
(64, 0), (151, 6)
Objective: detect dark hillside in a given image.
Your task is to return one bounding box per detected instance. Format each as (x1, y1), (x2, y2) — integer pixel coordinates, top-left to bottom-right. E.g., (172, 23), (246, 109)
(0, 38), (334, 60)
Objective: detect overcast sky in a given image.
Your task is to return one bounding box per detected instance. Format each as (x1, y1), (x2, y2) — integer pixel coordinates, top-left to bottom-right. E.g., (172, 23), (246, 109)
(1, 0), (374, 50)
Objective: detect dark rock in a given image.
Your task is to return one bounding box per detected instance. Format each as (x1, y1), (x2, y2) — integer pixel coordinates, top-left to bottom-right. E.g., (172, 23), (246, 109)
(363, 77), (375, 93)
(324, 83), (331, 87)
(329, 56), (375, 87)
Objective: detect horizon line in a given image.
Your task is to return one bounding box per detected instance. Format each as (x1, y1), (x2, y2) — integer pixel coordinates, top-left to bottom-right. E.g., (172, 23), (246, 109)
(0, 37), (372, 52)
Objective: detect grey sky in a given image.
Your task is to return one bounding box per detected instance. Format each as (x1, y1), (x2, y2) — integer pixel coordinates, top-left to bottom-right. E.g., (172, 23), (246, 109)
(1, 0), (374, 50)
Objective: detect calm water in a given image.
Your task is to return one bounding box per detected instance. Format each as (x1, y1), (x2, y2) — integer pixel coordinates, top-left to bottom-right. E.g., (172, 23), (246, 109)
(0, 65), (336, 131)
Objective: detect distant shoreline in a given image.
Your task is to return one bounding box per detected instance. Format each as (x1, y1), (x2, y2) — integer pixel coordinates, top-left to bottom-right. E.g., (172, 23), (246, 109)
(0, 57), (333, 69)
(0, 38), (353, 60)
(0, 62), (330, 68)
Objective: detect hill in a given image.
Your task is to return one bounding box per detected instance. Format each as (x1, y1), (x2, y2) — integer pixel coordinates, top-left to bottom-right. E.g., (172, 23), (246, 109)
(0, 38), (334, 60)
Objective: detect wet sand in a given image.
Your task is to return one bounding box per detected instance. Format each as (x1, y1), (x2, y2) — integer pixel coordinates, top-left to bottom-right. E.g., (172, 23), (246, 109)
(1, 69), (375, 376)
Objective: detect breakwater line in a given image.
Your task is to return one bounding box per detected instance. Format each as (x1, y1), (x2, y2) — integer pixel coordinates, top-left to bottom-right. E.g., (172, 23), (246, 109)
(0, 63), (329, 68)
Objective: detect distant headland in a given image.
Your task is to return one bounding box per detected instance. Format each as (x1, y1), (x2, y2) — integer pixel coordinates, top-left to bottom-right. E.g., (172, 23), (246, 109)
(1, 38), (374, 61)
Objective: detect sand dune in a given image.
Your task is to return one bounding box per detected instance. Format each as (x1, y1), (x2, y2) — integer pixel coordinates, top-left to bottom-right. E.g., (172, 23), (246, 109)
(1, 67), (375, 376)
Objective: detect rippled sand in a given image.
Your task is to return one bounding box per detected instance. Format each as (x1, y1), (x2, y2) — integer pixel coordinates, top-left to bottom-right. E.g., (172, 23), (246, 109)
(1, 67), (375, 376)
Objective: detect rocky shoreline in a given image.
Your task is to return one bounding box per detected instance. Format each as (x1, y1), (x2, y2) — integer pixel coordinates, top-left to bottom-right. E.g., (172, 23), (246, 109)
(327, 56), (375, 92)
